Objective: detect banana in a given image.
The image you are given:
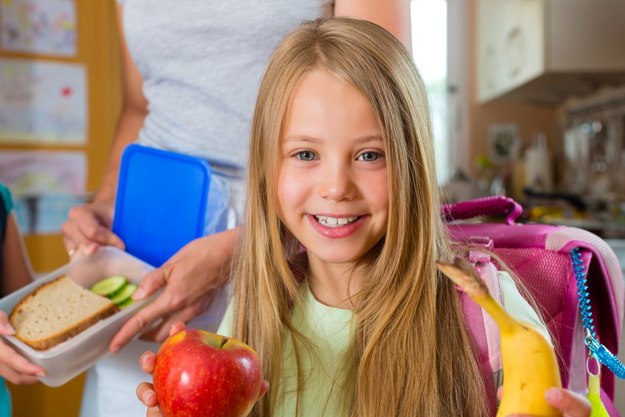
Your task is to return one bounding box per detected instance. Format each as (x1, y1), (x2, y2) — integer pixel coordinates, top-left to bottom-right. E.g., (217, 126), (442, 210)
(437, 257), (562, 417)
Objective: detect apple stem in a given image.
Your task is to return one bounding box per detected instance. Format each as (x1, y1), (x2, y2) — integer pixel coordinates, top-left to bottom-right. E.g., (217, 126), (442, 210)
(220, 336), (228, 348)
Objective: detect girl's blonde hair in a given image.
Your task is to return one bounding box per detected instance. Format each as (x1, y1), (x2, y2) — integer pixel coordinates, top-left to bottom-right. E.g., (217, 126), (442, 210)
(232, 17), (488, 417)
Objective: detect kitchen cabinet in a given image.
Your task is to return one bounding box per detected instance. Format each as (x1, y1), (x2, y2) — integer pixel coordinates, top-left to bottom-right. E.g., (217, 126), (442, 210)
(476, 0), (625, 105)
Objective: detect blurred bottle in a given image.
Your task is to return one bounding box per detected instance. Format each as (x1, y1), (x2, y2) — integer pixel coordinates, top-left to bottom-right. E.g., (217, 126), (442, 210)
(524, 132), (553, 192)
(511, 157), (526, 202)
(563, 126), (590, 194)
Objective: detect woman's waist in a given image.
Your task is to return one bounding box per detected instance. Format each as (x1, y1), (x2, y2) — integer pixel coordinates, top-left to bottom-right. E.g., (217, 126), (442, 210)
(136, 116), (248, 180)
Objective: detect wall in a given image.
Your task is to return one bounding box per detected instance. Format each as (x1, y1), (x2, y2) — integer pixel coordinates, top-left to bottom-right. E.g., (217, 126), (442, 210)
(0, 0), (122, 272)
(3, 0), (122, 416)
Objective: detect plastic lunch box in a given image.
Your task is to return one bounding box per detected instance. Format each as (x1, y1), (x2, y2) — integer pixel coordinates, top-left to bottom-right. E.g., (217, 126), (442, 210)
(112, 144), (214, 267)
(0, 246), (156, 386)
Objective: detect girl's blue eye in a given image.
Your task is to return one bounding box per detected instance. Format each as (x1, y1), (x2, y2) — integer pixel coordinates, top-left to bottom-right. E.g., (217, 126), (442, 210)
(358, 151), (381, 162)
(296, 150), (316, 161)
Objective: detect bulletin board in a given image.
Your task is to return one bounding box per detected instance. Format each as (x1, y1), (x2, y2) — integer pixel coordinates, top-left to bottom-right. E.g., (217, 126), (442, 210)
(0, 0), (122, 272)
(0, 1), (122, 416)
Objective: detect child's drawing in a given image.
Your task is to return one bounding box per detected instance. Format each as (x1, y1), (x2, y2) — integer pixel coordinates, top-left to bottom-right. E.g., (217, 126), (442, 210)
(1, 0), (77, 56)
(0, 58), (86, 144)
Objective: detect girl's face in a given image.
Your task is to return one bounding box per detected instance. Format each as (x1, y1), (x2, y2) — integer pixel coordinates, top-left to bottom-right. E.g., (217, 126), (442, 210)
(278, 69), (388, 271)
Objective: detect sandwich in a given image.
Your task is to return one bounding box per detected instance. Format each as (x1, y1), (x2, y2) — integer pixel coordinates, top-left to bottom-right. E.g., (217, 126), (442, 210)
(9, 275), (119, 350)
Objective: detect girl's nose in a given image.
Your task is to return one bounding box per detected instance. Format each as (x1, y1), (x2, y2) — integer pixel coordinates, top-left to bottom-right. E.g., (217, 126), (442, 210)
(318, 163), (356, 201)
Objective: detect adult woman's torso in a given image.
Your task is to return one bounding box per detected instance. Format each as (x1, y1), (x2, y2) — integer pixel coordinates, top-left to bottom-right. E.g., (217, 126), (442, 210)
(123, 0), (334, 180)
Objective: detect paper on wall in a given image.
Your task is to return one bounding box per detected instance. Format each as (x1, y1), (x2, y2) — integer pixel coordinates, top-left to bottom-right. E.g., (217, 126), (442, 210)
(0, 0), (77, 56)
(0, 150), (89, 234)
(0, 58), (87, 144)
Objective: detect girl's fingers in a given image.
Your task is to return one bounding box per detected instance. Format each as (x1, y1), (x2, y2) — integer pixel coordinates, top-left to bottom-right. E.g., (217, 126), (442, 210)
(258, 380), (270, 400)
(544, 388), (591, 417)
(507, 388), (591, 417)
(140, 351), (156, 373)
(136, 382), (157, 407)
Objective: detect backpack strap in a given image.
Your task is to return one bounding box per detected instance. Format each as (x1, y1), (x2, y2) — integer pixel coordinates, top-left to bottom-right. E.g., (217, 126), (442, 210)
(457, 237), (502, 415)
(442, 195), (523, 225)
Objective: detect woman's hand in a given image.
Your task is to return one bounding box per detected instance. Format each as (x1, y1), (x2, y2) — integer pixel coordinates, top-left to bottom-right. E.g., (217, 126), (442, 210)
(110, 229), (238, 352)
(506, 387), (591, 417)
(61, 200), (125, 256)
(0, 311), (45, 384)
(136, 322), (268, 417)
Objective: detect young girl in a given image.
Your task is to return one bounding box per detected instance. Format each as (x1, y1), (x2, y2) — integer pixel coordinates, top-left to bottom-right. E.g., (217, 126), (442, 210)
(0, 182), (41, 417)
(137, 18), (590, 417)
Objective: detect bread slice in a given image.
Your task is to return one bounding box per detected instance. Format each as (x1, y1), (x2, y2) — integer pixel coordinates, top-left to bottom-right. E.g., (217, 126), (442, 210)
(9, 276), (119, 350)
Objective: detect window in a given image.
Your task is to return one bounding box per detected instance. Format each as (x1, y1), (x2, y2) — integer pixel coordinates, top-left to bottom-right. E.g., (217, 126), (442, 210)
(411, 0), (467, 184)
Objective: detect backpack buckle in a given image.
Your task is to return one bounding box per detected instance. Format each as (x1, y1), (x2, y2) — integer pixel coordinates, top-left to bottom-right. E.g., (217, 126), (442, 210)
(468, 236), (494, 264)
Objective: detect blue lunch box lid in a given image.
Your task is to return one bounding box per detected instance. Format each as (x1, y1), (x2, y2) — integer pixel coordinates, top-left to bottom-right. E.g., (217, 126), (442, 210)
(112, 144), (210, 267)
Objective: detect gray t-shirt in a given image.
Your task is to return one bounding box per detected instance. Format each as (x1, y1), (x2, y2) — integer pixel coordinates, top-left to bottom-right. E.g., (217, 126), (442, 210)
(121, 0), (333, 181)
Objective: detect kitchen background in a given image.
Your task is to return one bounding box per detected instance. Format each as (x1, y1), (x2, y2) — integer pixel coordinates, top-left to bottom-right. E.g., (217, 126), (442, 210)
(0, 0), (624, 416)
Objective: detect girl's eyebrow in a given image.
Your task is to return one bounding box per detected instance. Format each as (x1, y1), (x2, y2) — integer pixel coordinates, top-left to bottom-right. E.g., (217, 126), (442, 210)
(282, 134), (383, 144)
(282, 135), (322, 144)
(356, 135), (384, 144)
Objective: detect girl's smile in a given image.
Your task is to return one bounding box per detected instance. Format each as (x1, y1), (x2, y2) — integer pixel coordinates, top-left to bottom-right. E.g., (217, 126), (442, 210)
(278, 68), (388, 285)
(307, 213), (367, 238)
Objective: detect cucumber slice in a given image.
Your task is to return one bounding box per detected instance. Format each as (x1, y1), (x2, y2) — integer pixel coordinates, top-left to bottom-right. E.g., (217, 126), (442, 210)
(117, 298), (135, 309)
(110, 283), (138, 307)
(90, 275), (128, 298)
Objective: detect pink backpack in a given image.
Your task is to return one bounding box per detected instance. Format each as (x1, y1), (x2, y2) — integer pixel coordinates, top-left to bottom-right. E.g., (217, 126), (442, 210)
(444, 196), (624, 416)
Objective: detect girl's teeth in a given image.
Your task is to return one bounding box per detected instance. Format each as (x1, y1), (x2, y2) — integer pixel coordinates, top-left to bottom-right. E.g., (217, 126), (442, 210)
(315, 215), (359, 227)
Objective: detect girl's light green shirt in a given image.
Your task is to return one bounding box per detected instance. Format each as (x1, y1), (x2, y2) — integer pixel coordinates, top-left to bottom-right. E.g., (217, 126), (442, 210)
(217, 272), (548, 417)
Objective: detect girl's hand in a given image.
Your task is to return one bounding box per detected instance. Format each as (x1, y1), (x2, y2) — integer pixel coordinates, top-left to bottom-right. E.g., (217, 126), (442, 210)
(136, 321), (186, 417)
(136, 321), (269, 417)
(507, 387), (591, 417)
(0, 311), (45, 384)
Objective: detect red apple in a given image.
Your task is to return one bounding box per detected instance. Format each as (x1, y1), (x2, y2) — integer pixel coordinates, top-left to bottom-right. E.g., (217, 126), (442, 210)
(153, 328), (263, 417)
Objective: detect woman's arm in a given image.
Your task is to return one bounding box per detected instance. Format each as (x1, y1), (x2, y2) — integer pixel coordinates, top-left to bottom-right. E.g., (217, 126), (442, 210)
(94, 2), (149, 204)
(334, 0), (412, 50)
(62, 2), (148, 251)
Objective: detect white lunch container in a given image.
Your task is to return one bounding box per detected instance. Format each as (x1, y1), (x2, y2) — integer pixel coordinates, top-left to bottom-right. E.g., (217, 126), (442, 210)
(0, 246), (156, 386)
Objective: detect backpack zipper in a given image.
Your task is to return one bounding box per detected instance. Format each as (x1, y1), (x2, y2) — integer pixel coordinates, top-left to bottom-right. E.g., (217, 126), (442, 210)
(571, 247), (625, 378)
